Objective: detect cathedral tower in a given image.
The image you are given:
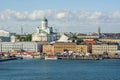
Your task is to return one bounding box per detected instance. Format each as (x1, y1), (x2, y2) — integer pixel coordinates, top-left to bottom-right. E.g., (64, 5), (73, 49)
(41, 17), (48, 30)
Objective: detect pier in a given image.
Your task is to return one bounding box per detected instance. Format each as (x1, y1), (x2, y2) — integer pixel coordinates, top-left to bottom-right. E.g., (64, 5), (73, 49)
(0, 57), (20, 62)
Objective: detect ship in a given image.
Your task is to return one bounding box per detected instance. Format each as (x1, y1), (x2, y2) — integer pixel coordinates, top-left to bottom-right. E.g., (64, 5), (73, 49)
(45, 56), (58, 60)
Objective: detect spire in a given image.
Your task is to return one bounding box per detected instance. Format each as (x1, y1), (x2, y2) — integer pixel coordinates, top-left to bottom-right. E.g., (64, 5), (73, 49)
(98, 26), (101, 38)
(21, 26), (23, 34)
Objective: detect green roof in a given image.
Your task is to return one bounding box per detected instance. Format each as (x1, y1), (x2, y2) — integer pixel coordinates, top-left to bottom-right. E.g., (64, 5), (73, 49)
(43, 17), (48, 22)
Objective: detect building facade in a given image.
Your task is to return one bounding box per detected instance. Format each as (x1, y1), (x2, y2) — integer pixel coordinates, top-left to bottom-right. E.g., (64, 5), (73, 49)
(99, 39), (120, 43)
(43, 43), (88, 55)
(43, 42), (77, 55)
(0, 30), (15, 42)
(53, 42), (76, 54)
(77, 36), (99, 39)
(0, 42), (42, 52)
(32, 17), (57, 42)
(43, 45), (54, 55)
(92, 44), (118, 54)
(76, 45), (87, 54)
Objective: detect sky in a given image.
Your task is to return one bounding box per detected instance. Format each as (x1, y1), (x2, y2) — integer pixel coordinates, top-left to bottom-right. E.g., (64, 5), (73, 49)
(0, 0), (120, 34)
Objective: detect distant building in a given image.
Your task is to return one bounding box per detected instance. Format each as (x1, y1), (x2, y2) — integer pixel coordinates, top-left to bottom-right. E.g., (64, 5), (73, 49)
(99, 39), (120, 43)
(53, 42), (76, 54)
(77, 35), (99, 39)
(43, 42), (76, 55)
(32, 17), (57, 42)
(76, 45), (87, 54)
(0, 30), (11, 37)
(92, 44), (118, 54)
(43, 42), (88, 55)
(0, 42), (42, 52)
(0, 30), (15, 42)
(10, 35), (17, 42)
(43, 44), (54, 55)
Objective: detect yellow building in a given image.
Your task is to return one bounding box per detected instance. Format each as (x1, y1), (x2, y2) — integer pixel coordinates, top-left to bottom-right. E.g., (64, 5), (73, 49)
(76, 45), (87, 54)
(43, 45), (54, 55)
(53, 42), (76, 54)
(99, 39), (120, 43)
(92, 44), (118, 54)
(77, 36), (99, 39)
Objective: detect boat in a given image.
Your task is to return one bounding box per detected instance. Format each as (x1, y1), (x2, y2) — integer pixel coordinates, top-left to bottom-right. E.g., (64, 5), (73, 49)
(45, 56), (58, 60)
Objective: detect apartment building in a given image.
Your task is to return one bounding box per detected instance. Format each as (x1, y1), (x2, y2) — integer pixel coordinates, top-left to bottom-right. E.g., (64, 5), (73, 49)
(92, 44), (118, 54)
(76, 45), (87, 54)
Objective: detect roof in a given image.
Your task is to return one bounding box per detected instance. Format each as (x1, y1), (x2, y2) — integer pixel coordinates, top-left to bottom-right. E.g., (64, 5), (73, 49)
(57, 33), (69, 42)
(0, 30), (10, 33)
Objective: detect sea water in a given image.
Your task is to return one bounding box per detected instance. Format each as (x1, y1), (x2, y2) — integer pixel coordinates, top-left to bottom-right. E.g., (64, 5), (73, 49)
(0, 59), (120, 80)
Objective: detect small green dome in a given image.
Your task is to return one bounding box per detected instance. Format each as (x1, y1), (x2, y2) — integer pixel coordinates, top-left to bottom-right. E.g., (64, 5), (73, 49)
(43, 17), (48, 22)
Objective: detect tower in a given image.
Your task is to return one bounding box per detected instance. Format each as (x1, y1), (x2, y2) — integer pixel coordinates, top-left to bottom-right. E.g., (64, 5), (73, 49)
(41, 17), (48, 30)
(36, 27), (40, 33)
(98, 26), (101, 38)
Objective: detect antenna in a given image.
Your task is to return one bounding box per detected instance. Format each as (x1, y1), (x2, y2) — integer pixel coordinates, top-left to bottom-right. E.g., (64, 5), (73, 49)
(21, 26), (23, 34)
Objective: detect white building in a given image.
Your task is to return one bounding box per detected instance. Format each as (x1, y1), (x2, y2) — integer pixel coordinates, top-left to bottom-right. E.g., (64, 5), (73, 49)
(0, 42), (42, 52)
(10, 35), (17, 42)
(0, 30), (10, 37)
(32, 17), (57, 42)
(0, 30), (16, 42)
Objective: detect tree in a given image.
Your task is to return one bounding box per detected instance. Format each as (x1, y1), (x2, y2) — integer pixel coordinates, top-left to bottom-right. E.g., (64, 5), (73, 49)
(25, 34), (32, 41)
(76, 39), (84, 44)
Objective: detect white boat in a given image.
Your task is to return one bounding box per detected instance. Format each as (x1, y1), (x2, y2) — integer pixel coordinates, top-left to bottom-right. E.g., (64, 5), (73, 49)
(15, 54), (33, 59)
(45, 56), (58, 60)
(21, 54), (33, 59)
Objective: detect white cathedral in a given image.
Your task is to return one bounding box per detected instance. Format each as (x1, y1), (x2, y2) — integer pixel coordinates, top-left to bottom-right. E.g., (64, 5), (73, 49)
(32, 17), (57, 42)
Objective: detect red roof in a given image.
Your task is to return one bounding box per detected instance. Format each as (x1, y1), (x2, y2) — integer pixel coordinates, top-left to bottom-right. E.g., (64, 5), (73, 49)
(85, 40), (96, 45)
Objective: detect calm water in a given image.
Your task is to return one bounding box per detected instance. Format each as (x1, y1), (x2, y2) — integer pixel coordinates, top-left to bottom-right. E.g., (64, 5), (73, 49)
(0, 59), (120, 80)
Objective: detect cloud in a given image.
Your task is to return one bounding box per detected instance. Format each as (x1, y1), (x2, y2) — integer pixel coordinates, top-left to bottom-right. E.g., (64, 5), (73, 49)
(0, 9), (120, 33)
(89, 12), (102, 19)
(0, 9), (120, 22)
(111, 11), (120, 19)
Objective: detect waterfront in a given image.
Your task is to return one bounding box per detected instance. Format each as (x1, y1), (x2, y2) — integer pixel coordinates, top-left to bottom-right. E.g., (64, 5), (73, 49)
(0, 59), (120, 80)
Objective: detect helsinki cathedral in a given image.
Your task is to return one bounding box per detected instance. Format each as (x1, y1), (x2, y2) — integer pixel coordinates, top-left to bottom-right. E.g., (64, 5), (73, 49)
(32, 17), (57, 42)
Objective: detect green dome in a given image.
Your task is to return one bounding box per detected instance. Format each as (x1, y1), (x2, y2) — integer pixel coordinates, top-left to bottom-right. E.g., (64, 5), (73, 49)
(43, 17), (48, 22)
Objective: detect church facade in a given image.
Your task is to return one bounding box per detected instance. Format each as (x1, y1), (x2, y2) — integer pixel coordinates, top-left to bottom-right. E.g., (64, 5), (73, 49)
(32, 17), (57, 42)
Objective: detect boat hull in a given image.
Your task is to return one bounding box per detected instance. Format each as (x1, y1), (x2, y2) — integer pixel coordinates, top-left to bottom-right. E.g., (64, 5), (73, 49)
(45, 56), (58, 60)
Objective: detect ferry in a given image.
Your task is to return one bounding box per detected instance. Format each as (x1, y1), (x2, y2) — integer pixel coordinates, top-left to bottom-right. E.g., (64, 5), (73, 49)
(45, 56), (58, 60)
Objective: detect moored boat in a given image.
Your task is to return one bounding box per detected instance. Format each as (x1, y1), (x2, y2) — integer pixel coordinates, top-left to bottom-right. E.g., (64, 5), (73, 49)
(45, 56), (58, 60)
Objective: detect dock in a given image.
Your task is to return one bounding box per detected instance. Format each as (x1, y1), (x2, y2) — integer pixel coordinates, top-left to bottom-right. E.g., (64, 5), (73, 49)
(0, 57), (19, 62)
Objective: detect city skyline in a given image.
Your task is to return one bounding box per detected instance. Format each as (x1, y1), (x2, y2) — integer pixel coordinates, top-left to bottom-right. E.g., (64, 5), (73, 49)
(0, 0), (120, 34)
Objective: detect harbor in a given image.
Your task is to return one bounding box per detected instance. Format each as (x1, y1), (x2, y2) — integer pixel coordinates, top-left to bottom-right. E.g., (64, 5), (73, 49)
(0, 59), (120, 80)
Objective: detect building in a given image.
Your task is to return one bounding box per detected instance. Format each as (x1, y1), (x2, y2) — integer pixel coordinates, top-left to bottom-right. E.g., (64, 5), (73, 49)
(92, 44), (118, 54)
(32, 17), (57, 42)
(76, 45), (87, 54)
(53, 42), (76, 54)
(0, 30), (11, 37)
(99, 39), (120, 43)
(77, 35), (99, 39)
(0, 42), (42, 53)
(43, 42), (76, 55)
(0, 30), (15, 42)
(84, 40), (96, 53)
(43, 44), (54, 55)
(43, 43), (88, 55)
